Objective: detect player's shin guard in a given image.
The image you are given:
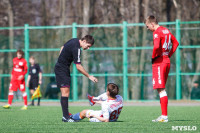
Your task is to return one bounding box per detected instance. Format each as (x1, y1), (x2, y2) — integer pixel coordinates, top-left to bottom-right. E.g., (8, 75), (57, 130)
(159, 91), (168, 116)
(61, 97), (69, 118)
(23, 93), (27, 106)
(8, 92), (14, 105)
(71, 113), (82, 121)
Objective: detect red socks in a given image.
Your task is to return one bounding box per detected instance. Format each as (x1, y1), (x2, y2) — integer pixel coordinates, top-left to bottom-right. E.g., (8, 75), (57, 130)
(8, 92), (27, 106)
(8, 93), (14, 105)
(159, 91), (168, 116)
(23, 93), (27, 106)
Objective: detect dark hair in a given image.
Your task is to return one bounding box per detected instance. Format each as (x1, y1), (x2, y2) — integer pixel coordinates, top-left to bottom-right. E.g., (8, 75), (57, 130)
(16, 49), (24, 57)
(107, 83), (119, 98)
(144, 15), (158, 24)
(81, 35), (95, 45)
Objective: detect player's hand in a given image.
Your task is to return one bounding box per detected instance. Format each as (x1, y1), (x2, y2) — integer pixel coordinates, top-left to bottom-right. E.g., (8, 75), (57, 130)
(18, 75), (24, 80)
(87, 113), (94, 118)
(89, 76), (98, 83)
(26, 83), (29, 88)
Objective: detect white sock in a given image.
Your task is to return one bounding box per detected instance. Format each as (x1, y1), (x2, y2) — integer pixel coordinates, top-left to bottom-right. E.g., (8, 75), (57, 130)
(162, 115), (168, 118)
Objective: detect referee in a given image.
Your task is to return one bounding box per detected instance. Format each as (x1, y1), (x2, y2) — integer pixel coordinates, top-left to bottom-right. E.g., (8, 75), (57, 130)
(27, 56), (42, 106)
(54, 35), (98, 122)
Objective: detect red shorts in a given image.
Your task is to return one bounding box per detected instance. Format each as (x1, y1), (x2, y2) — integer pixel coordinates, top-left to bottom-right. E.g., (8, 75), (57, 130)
(9, 77), (26, 92)
(152, 63), (170, 89)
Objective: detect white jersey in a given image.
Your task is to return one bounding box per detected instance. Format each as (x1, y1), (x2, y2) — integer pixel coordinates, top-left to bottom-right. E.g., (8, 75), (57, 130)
(101, 95), (123, 122)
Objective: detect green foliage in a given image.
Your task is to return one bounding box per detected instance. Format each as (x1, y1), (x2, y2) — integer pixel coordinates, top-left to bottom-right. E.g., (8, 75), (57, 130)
(0, 105), (199, 133)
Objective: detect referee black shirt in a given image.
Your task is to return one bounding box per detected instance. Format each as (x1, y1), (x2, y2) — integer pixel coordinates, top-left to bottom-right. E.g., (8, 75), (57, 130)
(29, 64), (42, 80)
(56, 38), (81, 68)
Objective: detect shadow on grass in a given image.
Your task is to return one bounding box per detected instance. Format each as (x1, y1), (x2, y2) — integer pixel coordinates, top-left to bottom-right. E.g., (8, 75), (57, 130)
(77, 120), (124, 123)
(170, 120), (195, 122)
(115, 121), (124, 122)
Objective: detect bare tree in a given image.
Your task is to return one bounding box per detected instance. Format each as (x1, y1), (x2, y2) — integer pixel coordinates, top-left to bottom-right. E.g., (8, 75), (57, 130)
(81, 0), (90, 99)
(7, 0), (14, 69)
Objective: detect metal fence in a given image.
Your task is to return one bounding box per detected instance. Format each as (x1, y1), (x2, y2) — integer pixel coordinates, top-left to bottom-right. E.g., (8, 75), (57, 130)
(0, 20), (200, 101)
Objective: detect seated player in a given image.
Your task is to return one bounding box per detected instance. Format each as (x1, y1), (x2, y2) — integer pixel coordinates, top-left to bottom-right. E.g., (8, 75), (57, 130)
(70, 83), (123, 122)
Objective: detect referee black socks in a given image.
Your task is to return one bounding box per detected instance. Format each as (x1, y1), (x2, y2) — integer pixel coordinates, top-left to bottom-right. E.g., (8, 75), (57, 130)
(61, 97), (69, 119)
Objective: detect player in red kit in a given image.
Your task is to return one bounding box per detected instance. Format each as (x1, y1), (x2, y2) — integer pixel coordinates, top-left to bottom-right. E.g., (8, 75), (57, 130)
(144, 16), (179, 122)
(3, 50), (28, 110)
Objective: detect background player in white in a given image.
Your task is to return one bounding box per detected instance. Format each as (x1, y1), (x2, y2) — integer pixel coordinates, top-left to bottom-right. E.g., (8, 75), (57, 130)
(71, 83), (123, 122)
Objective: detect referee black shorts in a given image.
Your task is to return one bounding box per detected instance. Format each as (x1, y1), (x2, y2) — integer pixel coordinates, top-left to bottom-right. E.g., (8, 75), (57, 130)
(54, 64), (71, 88)
(29, 79), (39, 90)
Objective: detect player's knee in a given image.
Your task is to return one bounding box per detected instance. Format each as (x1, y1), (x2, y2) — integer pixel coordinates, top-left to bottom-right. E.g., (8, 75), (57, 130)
(80, 110), (88, 117)
(157, 88), (165, 93)
(8, 90), (13, 93)
(61, 92), (69, 97)
(60, 88), (70, 97)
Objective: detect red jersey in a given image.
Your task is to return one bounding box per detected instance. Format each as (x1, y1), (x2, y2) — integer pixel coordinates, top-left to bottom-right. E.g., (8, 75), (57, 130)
(11, 57), (28, 77)
(152, 26), (179, 64)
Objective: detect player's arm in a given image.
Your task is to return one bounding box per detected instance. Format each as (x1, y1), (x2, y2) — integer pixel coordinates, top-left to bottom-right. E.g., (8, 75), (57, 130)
(168, 34), (179, 58)
(38, 64), (42, 85)
(39, 72), (42, 84)
(93, 92), (108, 101)
(59, 46), (64, 54)
(73, 47), (98, 83)
(76, 64), (98, 83)
(26, 75), (31, 87)
(23, 60), (28, 75)
(152, 32), (161, 63)
(18, 60), (28, 80)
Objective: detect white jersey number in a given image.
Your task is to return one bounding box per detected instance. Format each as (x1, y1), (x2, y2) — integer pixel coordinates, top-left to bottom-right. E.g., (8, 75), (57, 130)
(162, 35), (171, 50)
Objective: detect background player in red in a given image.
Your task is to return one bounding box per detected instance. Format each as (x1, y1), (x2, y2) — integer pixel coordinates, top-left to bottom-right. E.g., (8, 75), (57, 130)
(144, 15), (179, 122)
(3, 50), (28, 110)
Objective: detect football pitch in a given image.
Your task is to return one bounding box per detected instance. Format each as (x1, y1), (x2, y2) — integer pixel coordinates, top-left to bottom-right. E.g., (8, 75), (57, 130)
(0, 104), (199, 133)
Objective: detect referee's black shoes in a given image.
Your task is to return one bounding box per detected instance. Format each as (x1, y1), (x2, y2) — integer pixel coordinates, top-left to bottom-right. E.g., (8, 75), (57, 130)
(62, 117), (75, 122)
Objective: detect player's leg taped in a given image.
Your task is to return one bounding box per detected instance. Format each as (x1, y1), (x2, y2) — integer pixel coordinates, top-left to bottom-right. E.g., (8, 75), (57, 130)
(23, 92), (27, 106)
(8, 92), (14, 105)
(159, 91), (167, 98)
(159, 90), (168, 116)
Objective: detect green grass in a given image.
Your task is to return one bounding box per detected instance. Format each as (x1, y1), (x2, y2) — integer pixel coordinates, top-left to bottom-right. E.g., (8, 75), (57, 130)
(0, 106), (199, 133)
